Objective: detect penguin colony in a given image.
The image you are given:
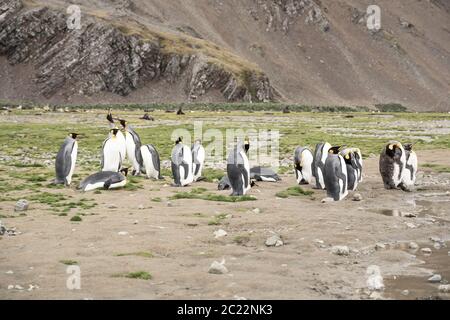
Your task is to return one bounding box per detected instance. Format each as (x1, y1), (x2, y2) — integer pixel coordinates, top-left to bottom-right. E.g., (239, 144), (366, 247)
(54, 111), (418, 201)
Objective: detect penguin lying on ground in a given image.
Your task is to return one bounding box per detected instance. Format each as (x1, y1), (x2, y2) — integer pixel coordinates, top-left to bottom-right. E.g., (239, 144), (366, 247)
(339, 148), (362, 191)
(323, 147), (348, 201)
(379, 141), (406, 189)
(140, 144), (164, 180)
(226, 140), (251, 196)
(119, 119), (143, 176)
(101, 128), (123, 172)
(55, 133), (79, 186)
(192, 140), (206, 182)
(78, 168), (128, 192)
(250, 166), (281, 182)
(399, 143), (418, 191)
(171, 137), (194, 187)
(313, 142), (332, 189)
(218, 175), (231, 190)
(294, 146), (313, 185)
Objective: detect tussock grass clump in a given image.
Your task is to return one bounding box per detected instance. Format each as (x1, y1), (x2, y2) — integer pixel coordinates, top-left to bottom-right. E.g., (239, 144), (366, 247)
(276, 186), (314, 199)
(60, 259), (78, 265)
(112, 271), (152, 280)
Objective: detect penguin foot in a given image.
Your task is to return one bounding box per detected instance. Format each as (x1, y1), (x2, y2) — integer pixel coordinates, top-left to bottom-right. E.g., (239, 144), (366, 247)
(171, 183), (182, 187)
(321, 197), (335, 203)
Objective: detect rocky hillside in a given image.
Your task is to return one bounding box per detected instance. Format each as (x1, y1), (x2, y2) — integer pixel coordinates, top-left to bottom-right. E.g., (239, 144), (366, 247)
(1, 0), (449, 110)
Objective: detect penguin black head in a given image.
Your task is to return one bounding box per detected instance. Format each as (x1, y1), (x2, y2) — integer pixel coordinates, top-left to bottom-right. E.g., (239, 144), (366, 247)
(111, 128), (119, 136)
(69, 133), (79, 139)
(176, 137), (183, 145)
(386, 142), (402, 157)
(244, 139), (250, 153)
(403, 143), (413, 152)
(120, 168), (129, 177)
(107, 109), (114, 123)
(119, 119), (127, 128)
(328, 146), (341, 155)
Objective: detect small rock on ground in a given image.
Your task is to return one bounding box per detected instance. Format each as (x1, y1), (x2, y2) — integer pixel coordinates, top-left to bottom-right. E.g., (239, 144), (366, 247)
(14, 199), (29, 212)
(352, 193), (363, 201)
(331, 246), (350, 256)
(428, 274), (442, 283)
(214, 229), (228, 239)
(265, 235), (284, 247)
(438, 284), (450, 293)
(208, 260), (228, 274)
(421, 248), (432, 254)
(409, 242), (419, 250)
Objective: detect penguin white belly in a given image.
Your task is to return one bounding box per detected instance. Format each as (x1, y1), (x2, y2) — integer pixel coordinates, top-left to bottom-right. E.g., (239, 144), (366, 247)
(241, 150), (251, 194)
(102, 139), (121, 172)
(67, 142), (78, 185)
(317, 168), (325, 189)
(180, 145), (194, 186)
(108, 179), (127, 190)
(117, 131), (127, 162)
(125, 132), (139, 170)
(193, 147), (206, 181)
(301, 150), (313, 184)
(392, 163), (402, 187)
(83, 181), (106, 192)
(260, 176), (277, 182)
(402, 152), (418, 187)
(339, 156), (349, 200)
(141, 146), (158, 179)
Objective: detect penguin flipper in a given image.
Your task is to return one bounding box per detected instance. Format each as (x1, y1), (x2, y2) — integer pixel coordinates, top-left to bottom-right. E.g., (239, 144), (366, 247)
(181, 162), (190, 180)
(171, 162), (181, 185)
(104, 179), (112, 190)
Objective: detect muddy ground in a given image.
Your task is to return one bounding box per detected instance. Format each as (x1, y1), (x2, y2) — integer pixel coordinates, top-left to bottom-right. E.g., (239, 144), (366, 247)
(0, 110), (449, 300)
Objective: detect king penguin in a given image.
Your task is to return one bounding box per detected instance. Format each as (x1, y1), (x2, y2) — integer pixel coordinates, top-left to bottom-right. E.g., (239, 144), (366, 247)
(323, 149), (348, 201)
(55, 133), (79, 186)
(294, 146), (314, 185)
(313, 142), (332, 189)
(226, 140), (251, 196)
(106, 109), (126, 163)
(379, 141), (406, 189)
(119, 119), (143, 176)
(400, 143), (418, 191)
(79, 168), (128, 192)
(192, 139), (206, 182)
(171, 137), (194, 187)
(140, 144), (164, 180)
(101, 128), (123, 172)
(339, 148), (362, 191)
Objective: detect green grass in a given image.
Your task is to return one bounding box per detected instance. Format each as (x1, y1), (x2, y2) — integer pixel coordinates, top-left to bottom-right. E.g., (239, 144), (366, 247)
(70, 216), (82, 222)
(208, 213), (228, 226)
(60, 259), (78, 265)
(275, 186), (314, 199)
(151, 197), (162, 202)
(422, 163), (450, 173)
(115, 251), (154, 258)
(112, 271), (152, 280)
(171, 190), (256, 202)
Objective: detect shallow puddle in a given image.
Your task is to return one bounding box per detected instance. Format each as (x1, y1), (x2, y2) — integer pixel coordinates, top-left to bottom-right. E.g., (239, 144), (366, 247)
(383, 242), (450, 300)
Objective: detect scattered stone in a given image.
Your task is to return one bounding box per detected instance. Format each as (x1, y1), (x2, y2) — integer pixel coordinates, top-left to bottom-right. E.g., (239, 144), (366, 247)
(352, 193), (363, 201)
(366, 265), (384, 291)
(434, 242), (442, 250)
(208, 260), (228, 275)
(430, 236), (443, 243)
(214, 229), (228, 239)
(14, 199), (29, 212)
(428, 274), (442, 283)
(7, 285), (14, 290)
(403, 212), (417, 218)
(107, 204), (118, 209)
(167, 201), (173, 207)
(265, 234), (284, 247)
(331, 246), (350, 256)
(401, 290), (410, 296)
(369, 291), (382, 300)
(409, 242), (419, 250)
(421, 248), (432, 254)
(314, 239), (324, 244)
(252, 208), (261, 214)
(133, 220), (139, 225)
(438, 284), (450, 293)
(118, 231), (129, 236)
(375, 243), (386, 250)
(405, 222), (417, 229)
(6, 270), (13, 274)
(138, 205), (145, 210)
(14, 285), (24, 290)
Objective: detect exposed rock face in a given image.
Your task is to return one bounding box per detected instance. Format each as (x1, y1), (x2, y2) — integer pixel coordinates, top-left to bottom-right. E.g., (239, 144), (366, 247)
(0, 0), (274, 103)
(252, 0), (330, 34)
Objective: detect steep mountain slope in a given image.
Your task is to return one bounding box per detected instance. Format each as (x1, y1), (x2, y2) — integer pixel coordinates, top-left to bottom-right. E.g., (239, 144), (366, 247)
(1, 0), (449, 110)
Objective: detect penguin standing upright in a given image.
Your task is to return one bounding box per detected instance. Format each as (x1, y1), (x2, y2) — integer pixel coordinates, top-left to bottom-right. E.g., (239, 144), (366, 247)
(192, 139), (206, 182)
(379, 141), (406, 189)
(107, 110), (126, 163)
(101, 128), (123, 172)
(119, 119), (143, 176)
(294, 146), (314, 185)
(171, 137), (194, 187)
(340, 148), (362, 191)
(313, 142), (332, 189)
(140, 144), (163, 180)
(55, 133), (79, 186)
(79, 168), (128, 192)
(354, 148), (363, 183)
(400, 143), (418, 191)
(226, 140), (251, 196)
(323, 149), (348, 201)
